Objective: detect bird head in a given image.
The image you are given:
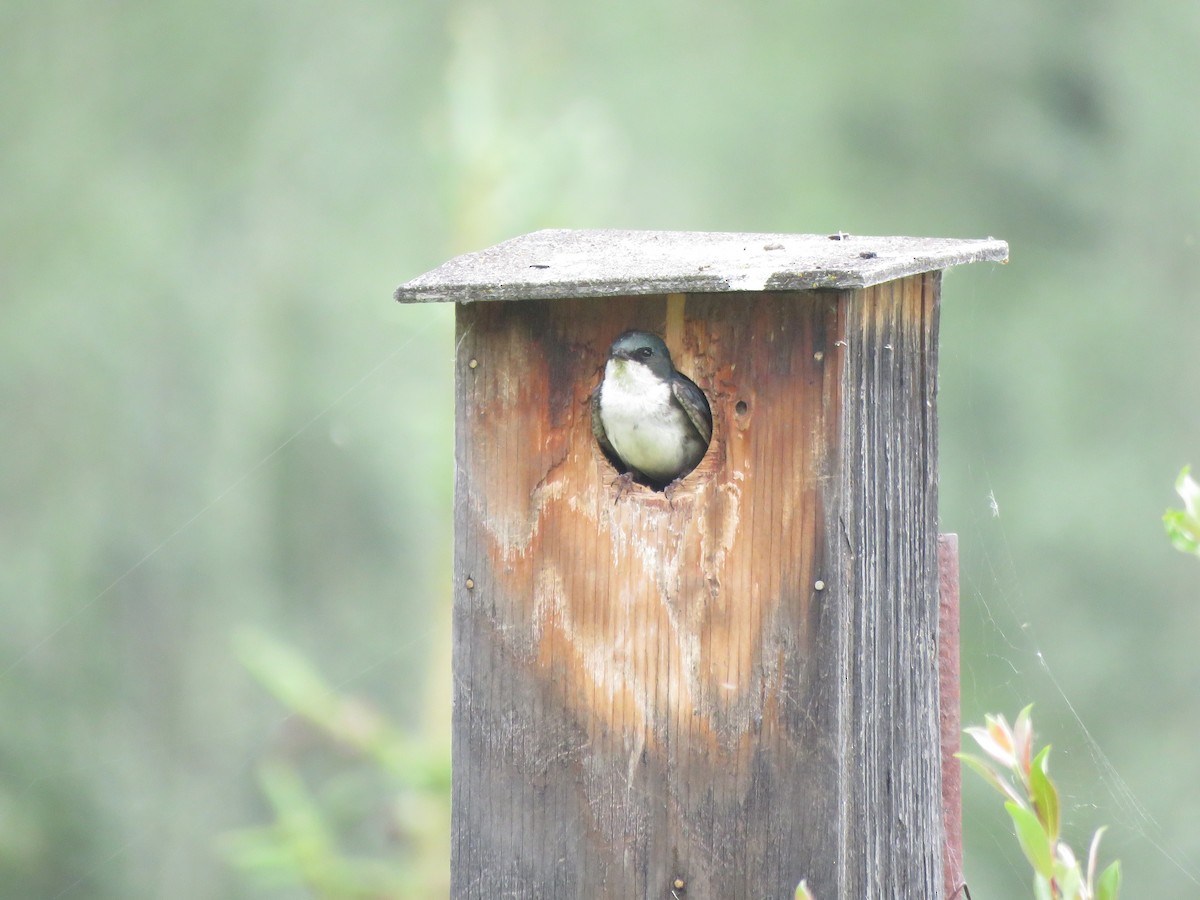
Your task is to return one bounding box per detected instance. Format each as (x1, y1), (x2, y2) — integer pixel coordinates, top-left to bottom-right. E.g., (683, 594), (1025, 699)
(608, 331), (675, 379)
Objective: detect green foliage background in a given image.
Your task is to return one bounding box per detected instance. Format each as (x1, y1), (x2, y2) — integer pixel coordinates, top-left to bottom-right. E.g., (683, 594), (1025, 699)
(2, 1), (1198, 897)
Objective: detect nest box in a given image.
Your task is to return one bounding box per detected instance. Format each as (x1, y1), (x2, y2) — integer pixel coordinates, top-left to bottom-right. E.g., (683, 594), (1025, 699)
(396, 229), (1008, 899)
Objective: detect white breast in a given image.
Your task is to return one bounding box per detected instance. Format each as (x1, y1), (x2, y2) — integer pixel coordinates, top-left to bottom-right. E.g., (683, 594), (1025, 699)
(598, 360), (706, 482)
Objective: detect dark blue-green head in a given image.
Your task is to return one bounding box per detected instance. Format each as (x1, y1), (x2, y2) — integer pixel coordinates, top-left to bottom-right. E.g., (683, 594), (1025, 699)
(607, 331), (676, 379)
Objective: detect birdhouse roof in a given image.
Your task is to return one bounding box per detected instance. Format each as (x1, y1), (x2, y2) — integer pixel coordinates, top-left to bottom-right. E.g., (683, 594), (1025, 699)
(395, 229), (1008, 303)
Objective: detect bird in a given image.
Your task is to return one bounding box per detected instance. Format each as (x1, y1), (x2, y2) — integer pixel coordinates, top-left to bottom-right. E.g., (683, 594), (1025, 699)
(591, 330), (712, 488)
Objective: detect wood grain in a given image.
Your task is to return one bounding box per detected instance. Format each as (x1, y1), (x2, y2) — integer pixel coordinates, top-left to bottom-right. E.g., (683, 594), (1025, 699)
(939, 534), (964, 900)
(452, 274), (943, 898)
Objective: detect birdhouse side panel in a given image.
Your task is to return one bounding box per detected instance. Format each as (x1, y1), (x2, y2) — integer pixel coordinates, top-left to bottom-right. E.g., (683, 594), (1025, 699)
(828, 272), (945, 898)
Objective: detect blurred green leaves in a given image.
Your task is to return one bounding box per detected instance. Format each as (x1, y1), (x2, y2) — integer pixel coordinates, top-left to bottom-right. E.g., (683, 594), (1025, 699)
(221, 763), (420, 898)
(221, 629), (449, 899)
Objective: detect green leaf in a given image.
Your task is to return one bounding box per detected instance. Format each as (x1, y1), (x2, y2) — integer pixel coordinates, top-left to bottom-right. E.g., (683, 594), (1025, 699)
(1164, 510), (1200, 554)
(957, 753), (1025, 806)
(794, 879), (815, 900)
(1028, 745), (1060, 841)
(1177, 465), (1200, 510)
(1053, 853), (1082, 900)
(966, 717), (1017, 769)
(1087, 826), (1107, 889)
(1005, 800), (1054, 879)
(1165, 467), (1200, 556)
(955, 748), (1022, 806)
(1096, 860), (1122, 900)
(1013, 705), (1035, 775)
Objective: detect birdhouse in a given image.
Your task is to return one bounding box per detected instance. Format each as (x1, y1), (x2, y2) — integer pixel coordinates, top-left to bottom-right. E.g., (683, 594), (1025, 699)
(395, 229), (1008, 899)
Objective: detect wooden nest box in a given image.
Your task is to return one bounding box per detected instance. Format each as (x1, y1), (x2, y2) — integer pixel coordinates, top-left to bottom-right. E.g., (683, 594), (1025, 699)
(396, 229), (1008, 899)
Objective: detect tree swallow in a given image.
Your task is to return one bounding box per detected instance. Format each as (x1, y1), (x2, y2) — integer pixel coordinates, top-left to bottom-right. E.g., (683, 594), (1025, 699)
(592, 330), (712, 488)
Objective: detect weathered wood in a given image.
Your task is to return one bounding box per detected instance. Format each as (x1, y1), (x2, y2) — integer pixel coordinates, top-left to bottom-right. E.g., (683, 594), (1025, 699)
(452, 274), (944, 898)
(938, 534), (964, 899)
(397, 229), (1008, 303)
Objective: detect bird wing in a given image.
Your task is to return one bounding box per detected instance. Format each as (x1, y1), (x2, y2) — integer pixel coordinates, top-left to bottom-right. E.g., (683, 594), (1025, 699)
(591, 385), (621, 464)
(671, 375), (712, 444)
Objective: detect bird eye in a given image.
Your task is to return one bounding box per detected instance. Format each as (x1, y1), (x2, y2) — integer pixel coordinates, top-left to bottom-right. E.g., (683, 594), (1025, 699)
(638, 347), (653, 359)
